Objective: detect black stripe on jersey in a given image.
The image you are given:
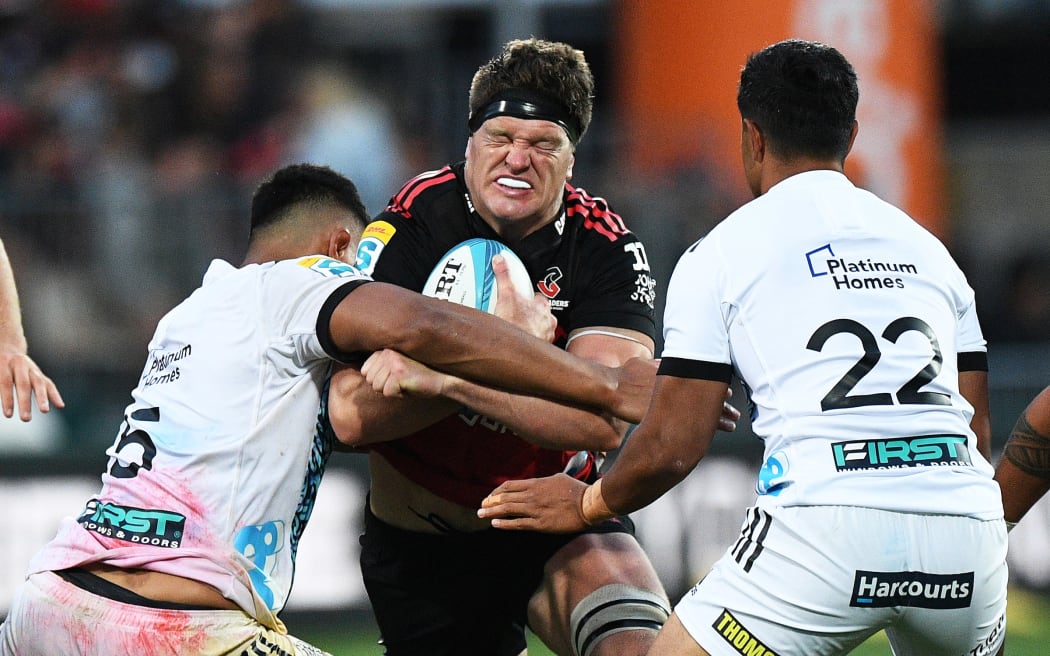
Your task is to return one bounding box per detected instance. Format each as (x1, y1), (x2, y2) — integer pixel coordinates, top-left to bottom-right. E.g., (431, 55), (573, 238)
(657, 357), (733, 383)
(730, 507), (772, 573)
(958, 351), (988, 372)
(316, 280), (372, 363)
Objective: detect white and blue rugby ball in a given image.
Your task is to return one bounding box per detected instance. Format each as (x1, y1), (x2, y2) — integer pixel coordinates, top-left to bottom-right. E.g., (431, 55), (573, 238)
(422, 238), (533, 314)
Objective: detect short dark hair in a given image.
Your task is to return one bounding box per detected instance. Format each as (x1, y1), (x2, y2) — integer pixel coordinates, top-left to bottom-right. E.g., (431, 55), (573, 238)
(468, 38), (594, 145)
(250, 164), (369, 235)
(737, 39), (858, 162)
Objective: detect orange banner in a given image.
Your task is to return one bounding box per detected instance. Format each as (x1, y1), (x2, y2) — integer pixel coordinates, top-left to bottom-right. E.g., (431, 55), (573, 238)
(616, 0), (946, 239)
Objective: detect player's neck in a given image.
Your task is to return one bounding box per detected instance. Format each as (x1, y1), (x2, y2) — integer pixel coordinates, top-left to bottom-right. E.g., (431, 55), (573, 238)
(759, 157), (845, 195)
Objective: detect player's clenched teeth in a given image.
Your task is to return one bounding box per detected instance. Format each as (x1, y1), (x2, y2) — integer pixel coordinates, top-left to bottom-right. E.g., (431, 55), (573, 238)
(497, 177), (531, 189)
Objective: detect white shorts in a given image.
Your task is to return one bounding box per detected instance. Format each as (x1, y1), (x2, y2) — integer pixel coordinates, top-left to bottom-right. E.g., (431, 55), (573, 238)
(675, 505), (1007, 656)
(0, 571), (331, 656)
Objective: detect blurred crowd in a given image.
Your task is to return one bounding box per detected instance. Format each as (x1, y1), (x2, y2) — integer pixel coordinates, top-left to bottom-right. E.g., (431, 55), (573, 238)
(0, 1), (409, 429)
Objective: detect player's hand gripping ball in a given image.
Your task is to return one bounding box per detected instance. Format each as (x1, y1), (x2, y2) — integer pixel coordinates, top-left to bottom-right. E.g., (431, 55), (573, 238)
(422, 238), (533, 313)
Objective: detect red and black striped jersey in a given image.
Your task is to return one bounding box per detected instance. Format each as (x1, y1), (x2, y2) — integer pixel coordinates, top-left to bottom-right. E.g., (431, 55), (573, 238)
(353, 160), (656, 508)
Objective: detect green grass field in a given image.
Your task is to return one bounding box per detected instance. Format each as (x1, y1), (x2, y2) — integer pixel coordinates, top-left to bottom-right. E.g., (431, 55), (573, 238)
(294, 586), (1049, 655)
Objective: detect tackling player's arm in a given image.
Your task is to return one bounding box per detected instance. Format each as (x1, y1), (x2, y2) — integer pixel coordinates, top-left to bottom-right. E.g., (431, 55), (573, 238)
(426, 326), (652, 450)
(326, 335), (645, 451)
(333, 326), (735, 451)
(479, 370), (729, 532)
(327, 260), (649, 451)
(994, 385), (1050, 525)
(323, 281), (654, 427)
(327, 363), (461, 448)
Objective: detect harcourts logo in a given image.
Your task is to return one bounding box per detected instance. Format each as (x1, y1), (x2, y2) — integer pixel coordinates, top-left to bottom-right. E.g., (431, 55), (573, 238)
(77, 499), (185, 548)
(851, 570), (974, 609)
(712, 609), (779, 656)
(831, 435), (971, 471)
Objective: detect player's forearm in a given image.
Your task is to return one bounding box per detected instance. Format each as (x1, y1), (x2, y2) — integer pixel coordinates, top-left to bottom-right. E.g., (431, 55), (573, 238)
(995, 388), (1050, 522)
(328, 368), (459, 447)
(415, 309), (619, 413)
(600, 425), (700, 515)
(335, 283), (622, 416)
(598, 377), (727, 516)
(0, 242), (27, 353)
(440, 377), (623, 451)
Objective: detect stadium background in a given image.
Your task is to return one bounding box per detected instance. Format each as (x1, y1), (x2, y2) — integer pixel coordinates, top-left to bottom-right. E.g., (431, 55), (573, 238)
(1, 0), (1049, 653)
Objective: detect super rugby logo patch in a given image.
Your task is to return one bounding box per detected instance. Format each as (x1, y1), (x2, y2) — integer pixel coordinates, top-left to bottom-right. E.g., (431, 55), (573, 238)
(355, 220), (397, 275)
(297, 256), (367, 279)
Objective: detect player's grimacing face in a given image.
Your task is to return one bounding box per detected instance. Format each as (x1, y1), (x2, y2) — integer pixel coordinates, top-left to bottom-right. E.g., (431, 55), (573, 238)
(464, 116), (575, 238)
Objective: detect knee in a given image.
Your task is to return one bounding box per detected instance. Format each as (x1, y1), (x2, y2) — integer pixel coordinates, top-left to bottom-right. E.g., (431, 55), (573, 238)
(568, 584), (670, 656)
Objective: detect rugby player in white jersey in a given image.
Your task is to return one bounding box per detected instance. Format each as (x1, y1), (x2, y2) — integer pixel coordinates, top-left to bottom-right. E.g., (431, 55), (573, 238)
(0, 164), (655, 655)
(480, 39), (1008, 656)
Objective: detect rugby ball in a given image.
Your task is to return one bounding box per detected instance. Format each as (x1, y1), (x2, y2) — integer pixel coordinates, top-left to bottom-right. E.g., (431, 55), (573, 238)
(422, 238), (533, 313)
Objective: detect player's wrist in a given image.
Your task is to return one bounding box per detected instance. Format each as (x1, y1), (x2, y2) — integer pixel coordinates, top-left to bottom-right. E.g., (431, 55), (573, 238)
(581, 478), (614, 525)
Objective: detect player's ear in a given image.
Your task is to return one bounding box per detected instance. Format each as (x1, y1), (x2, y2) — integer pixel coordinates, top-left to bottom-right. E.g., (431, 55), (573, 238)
(744, 118), (765, 164)
(566, 152), (575, 180)
(329, 227), (353, 262)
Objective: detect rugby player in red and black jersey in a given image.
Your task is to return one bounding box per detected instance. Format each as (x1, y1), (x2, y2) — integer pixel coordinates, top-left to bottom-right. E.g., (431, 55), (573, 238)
(327, 38), (737, 656)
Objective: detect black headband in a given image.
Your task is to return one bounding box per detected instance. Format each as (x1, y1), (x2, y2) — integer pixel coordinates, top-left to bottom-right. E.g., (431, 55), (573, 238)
(467, 89), (582, 145)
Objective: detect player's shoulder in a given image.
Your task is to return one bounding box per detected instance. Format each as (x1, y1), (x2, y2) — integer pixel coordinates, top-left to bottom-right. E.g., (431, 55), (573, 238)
(255, 257), (370, 299)
(282, 255), (370, 282)
(563, 182), (634, 244)
(383, 165), (463, 220)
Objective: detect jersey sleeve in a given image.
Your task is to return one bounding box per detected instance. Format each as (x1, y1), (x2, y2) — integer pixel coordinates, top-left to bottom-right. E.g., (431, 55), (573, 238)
(569, 231), (657, 340)
(265, 257), (372, 364)
(661, 235), (733, 371)
(956, 289), (986, 353)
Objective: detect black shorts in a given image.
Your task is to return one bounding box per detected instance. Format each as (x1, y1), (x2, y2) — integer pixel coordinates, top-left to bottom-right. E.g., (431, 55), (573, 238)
(358, 499), (636, 656)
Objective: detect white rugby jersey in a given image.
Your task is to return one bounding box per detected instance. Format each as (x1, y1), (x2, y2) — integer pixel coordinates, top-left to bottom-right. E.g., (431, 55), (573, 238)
(662, 170), (1002, 519)
(29, 256), (369, 629)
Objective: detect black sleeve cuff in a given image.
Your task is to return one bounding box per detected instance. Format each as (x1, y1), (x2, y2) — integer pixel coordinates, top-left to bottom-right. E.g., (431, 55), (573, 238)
(657, 357), (734, 383)
(958, 351), (988, 373)
(316, 280), (372, 363)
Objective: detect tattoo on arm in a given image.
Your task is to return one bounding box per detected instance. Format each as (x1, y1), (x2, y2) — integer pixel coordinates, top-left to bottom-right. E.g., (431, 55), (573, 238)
(1003, 413), (1050, 480)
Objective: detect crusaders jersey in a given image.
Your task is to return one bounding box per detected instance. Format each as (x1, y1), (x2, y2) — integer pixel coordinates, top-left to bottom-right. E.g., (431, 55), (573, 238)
(29, 257), (370, 629)
(661, 170), (1001, 519)
(354, 162), (656, 508)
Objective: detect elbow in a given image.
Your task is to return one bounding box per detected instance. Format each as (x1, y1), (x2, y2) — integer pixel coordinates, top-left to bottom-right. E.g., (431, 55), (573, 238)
(326, 366), (377, 448)
(665, 455), (702, 481)
(329, 409), (371, 449)
(659, 441), (708, 481)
